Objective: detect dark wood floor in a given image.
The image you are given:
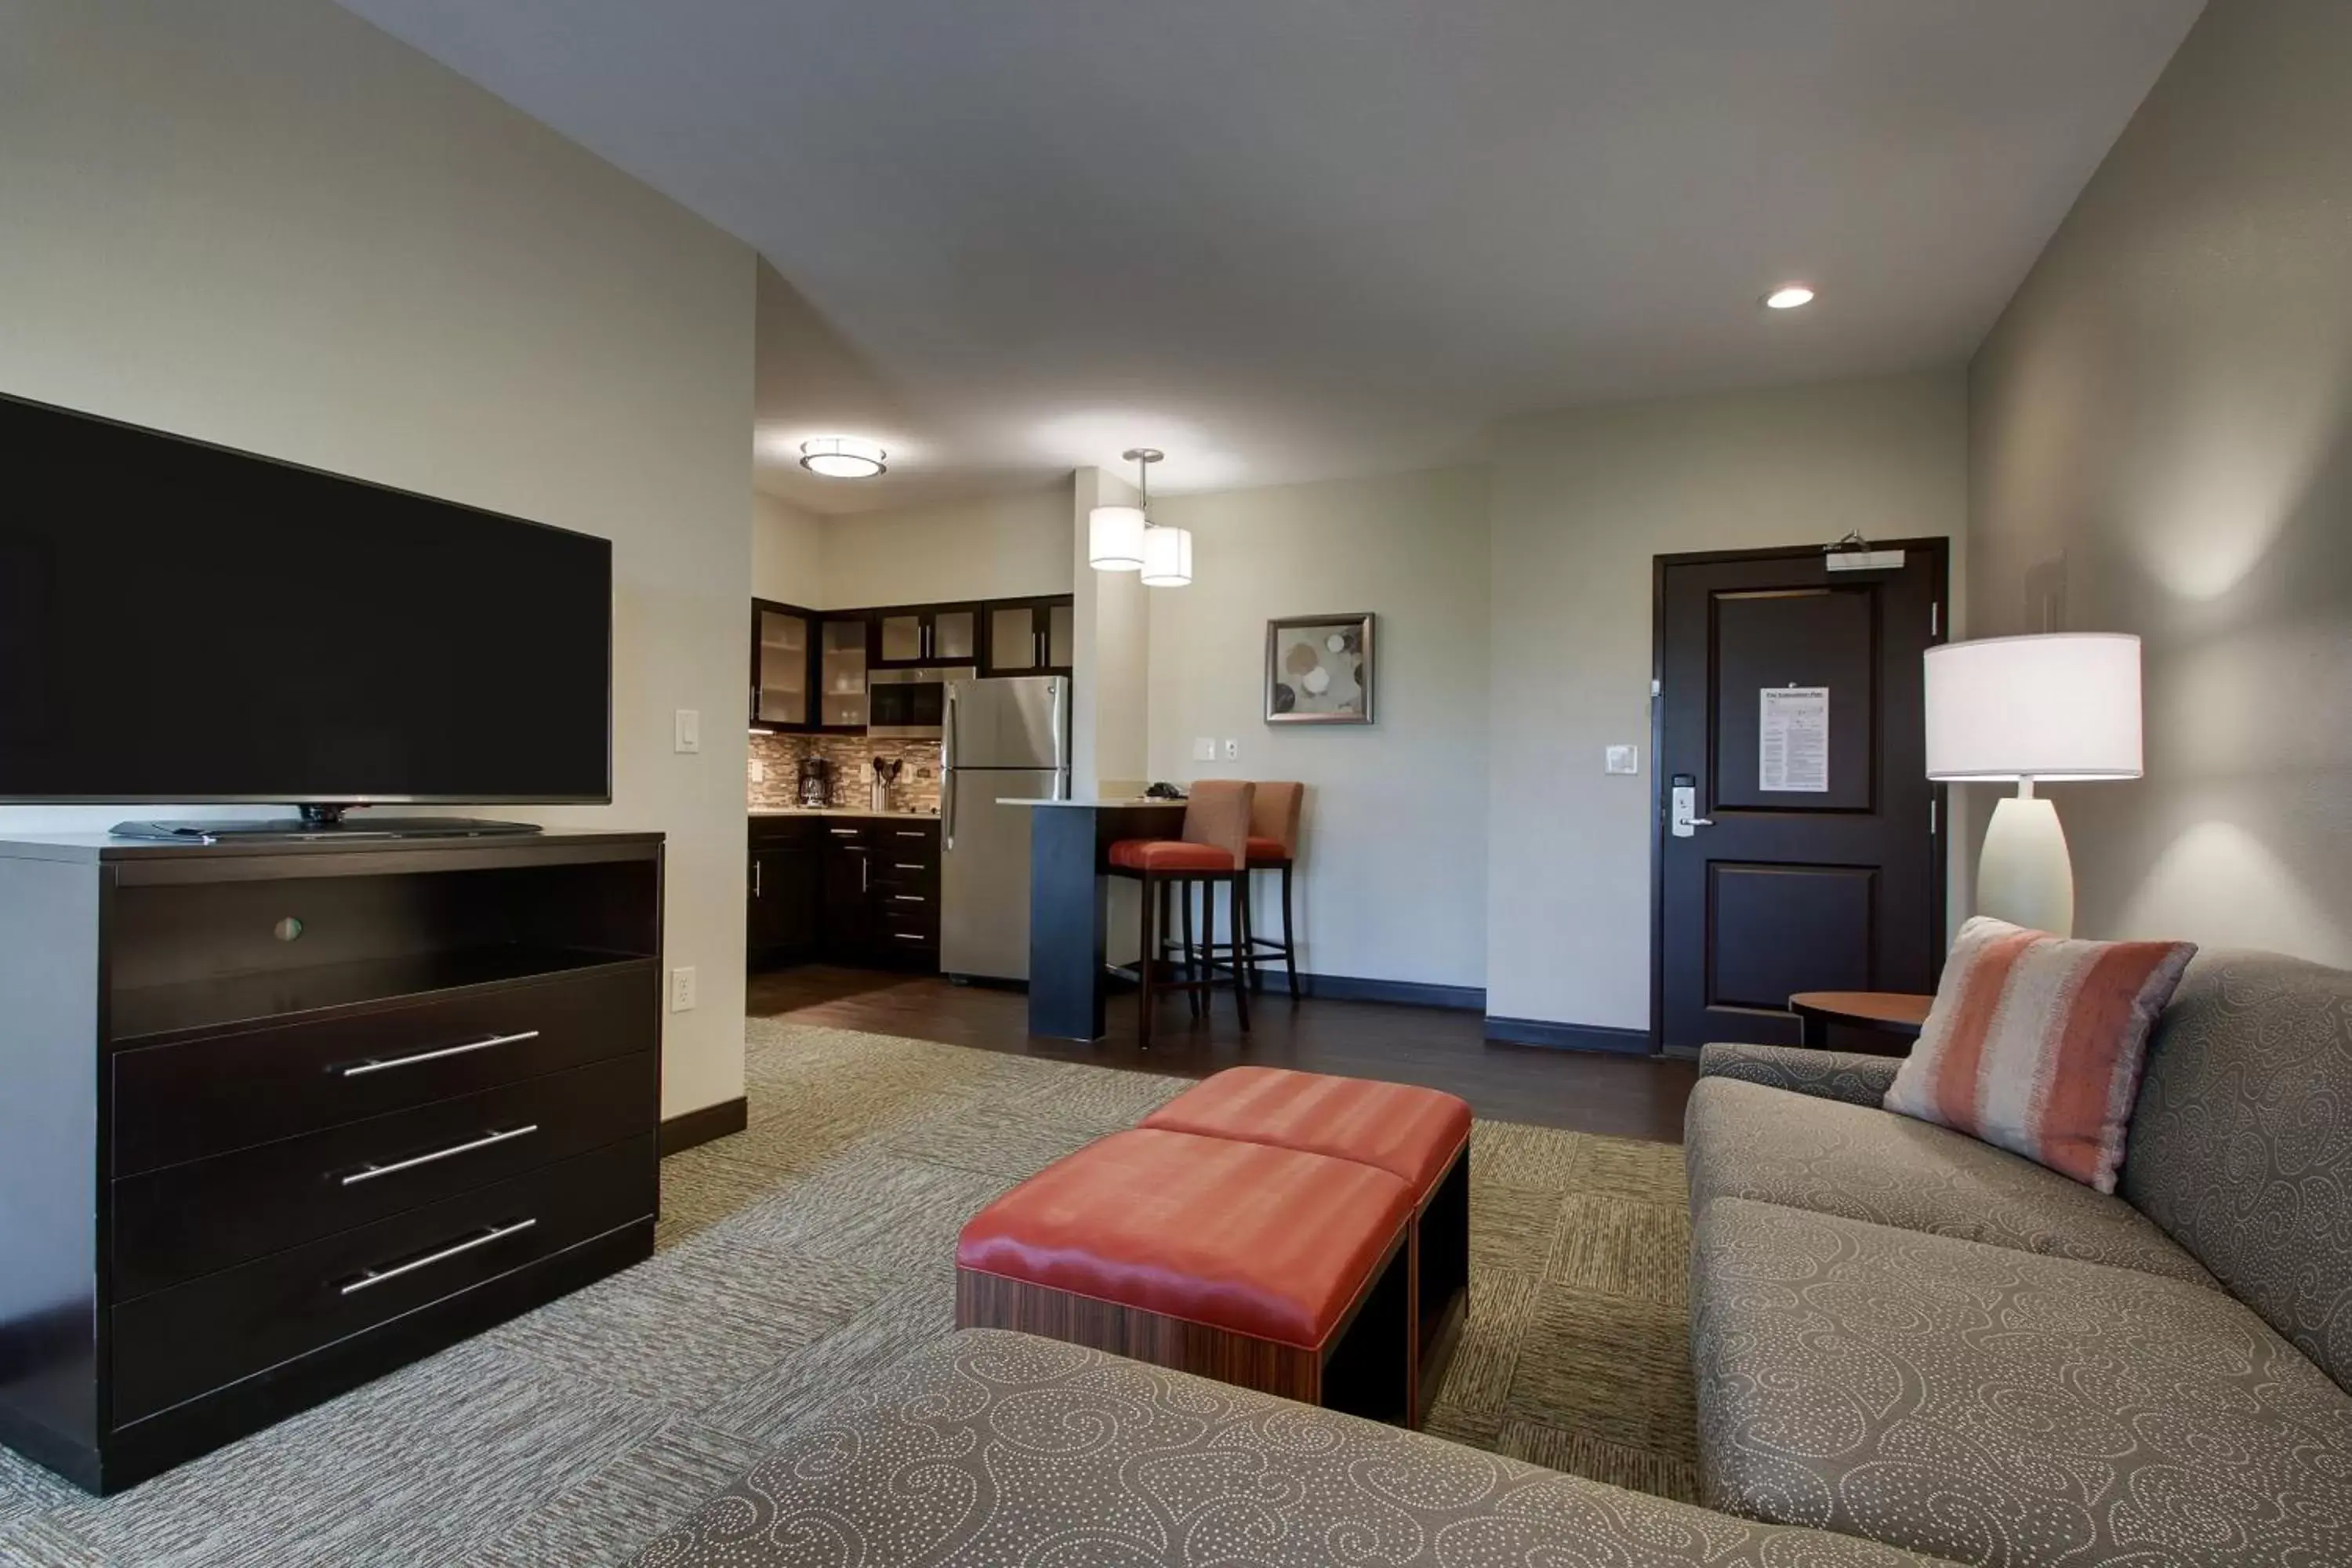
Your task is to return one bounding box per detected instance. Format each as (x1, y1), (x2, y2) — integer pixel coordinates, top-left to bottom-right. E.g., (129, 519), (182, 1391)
(748, 965), (1698, 1142)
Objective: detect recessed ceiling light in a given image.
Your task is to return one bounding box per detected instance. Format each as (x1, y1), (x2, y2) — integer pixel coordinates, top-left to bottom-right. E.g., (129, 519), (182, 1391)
(798, 436), (887, 478)
(1763, 285), (1817, 310)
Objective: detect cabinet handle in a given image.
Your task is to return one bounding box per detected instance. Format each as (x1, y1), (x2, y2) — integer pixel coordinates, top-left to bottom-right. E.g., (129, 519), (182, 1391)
(335, 1030), (537, 1078)
(337, 1218), (537, 1296)
(753, 860), (763, 897)
(862, 857), (869, 892)
(893, 894), (925, 903)
(338, 1125), (539, 1187)
(895, 862), (925, 870)
(829, 827), (858, 837)
(892, 932), (926, 943)
(895, 830), (927, 839)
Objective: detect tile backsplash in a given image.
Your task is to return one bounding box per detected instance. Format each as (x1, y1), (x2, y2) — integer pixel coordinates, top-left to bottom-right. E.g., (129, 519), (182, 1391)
(749, 732), (943, 813)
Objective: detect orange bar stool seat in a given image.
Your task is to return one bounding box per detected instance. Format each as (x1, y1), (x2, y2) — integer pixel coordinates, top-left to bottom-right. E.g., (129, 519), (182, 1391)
(1104, 779), (1254, 1047)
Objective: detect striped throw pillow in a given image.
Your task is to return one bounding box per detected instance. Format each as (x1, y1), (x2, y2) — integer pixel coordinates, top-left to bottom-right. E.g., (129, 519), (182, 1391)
(1883, 916), (2196, 1192)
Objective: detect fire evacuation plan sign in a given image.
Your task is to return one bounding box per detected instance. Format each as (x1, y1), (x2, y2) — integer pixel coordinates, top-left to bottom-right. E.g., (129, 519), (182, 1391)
(1759, 686), (1829, 793)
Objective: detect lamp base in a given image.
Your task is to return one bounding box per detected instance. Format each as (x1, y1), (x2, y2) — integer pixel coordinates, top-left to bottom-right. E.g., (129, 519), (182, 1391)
(1976, 793), (2074, 937)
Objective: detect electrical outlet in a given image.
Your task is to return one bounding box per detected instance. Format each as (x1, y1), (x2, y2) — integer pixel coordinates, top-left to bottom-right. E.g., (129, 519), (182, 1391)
(669, 966), (698, 1013)
(673, 709), (702, 754)
(1223, 739), (1239, 760)
(1605, 744), (1640, 775)
(1192, 737), (1216, 761)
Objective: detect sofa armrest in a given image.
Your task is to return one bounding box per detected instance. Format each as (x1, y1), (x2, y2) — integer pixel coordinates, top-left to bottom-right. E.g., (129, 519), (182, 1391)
(1697, 1043), (1902, 1107)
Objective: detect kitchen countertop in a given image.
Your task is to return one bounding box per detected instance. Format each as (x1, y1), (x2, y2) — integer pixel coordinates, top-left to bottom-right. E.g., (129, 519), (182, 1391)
(750, 806), (942, 821)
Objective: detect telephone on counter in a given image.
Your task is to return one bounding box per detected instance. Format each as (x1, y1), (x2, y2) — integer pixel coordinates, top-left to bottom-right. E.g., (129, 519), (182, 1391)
(1142, 782), (1188, 800)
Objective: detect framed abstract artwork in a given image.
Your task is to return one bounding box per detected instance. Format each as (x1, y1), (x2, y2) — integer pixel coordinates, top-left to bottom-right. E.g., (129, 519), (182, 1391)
(1265, 613), (1374, 725)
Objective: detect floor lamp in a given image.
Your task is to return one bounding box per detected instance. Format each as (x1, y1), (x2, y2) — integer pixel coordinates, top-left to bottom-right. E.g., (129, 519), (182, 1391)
(1924, 633), (2142, 938)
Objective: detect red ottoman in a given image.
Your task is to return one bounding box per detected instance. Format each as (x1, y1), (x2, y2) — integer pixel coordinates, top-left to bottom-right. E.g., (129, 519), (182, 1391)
(956, 1128), (1417, 1421)
(1142, 1066), (1470, 1421)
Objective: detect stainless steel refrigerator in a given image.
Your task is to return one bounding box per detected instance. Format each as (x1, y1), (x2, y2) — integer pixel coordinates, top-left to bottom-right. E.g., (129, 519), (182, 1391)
(941, 674), (1068, 981)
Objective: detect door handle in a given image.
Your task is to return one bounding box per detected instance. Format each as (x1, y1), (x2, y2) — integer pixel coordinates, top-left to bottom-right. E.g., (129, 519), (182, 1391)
(1670, 783), (1714, 838)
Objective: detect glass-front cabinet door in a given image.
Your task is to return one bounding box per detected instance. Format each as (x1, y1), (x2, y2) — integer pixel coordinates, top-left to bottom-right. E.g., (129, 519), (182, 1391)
(753, 601), (812, 729)
(872, 604), (982, 668)
(931, 607), (978, 663)
(981, 596), (1075, 677)
(986, 604), (1040, 673)
(818, 615), (869, 728)
(874, 612), (926, 665)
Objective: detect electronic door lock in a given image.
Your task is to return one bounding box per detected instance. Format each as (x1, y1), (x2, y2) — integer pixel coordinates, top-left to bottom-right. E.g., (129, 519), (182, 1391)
(1670, 775), (1713, 837)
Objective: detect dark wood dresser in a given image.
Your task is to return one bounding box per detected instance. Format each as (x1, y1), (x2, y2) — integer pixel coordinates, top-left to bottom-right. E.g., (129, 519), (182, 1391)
(0, 829), (663, 1494)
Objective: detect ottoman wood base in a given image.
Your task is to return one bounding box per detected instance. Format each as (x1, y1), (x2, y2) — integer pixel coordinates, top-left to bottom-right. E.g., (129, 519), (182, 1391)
(958, 1225), (1412, 1425)
(1412, 1142), (1471, 1422)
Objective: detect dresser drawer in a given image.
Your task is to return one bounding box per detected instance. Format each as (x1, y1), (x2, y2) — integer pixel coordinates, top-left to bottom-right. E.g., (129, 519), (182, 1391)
(111, 1135), (655, 1428)
(111, 964), (655, 1176)
(111, 1052), (656, 1301)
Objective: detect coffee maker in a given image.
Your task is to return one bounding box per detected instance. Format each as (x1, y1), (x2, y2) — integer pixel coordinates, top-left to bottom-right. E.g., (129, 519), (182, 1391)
(796, 755), (833, 808)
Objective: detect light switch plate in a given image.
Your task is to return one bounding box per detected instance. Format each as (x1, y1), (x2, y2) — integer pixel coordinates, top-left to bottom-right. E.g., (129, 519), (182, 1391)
(669, 966), (699, 1013)
(1606, 744), (1640, 775)
(1192, 737), (1216, 761)
(1223, 739), (1239, 760)
(750, 758), (766, 784)
(674, 709), (702, 754)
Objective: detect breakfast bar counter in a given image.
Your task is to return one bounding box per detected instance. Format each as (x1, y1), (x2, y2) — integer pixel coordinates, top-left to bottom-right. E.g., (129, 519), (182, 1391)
(1001, 798), (1186, 1040)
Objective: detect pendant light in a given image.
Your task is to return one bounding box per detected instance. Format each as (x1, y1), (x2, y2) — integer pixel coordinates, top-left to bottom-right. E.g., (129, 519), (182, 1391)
(1087, 446), (1153, 571)
(1141, 511), (1192, 586)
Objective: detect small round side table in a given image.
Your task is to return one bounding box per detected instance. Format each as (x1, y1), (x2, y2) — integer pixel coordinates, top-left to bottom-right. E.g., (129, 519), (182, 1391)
(1788, 991), (1933, 1050)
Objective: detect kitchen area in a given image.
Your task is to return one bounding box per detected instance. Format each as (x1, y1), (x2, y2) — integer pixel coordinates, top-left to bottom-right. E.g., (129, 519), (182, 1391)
(746, 593), (1076, 982)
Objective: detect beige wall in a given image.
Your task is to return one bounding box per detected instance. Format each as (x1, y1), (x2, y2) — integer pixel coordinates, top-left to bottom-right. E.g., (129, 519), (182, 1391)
(1969, 0), (2352, 964)
(1146, 468), (1490, 989)
(1071, 468), (1152, 797)
(750, 485), (1072, 611)
(1486, 372), (1969, 1031)
(753, 492), (826, 606)
(0, 0), (757, 1119)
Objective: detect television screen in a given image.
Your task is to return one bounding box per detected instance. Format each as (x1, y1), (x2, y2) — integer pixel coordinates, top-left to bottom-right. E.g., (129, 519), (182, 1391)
(0, 394), (612, 804)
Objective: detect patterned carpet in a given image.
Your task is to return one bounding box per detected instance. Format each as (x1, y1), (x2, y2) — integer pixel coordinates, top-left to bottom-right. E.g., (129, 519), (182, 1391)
(0, 1022), (1696, 1566)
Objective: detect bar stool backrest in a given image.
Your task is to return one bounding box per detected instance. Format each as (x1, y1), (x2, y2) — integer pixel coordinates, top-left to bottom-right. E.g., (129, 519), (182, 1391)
(1181, 780), (1255, 870)
(1250, 781), (1305, 858)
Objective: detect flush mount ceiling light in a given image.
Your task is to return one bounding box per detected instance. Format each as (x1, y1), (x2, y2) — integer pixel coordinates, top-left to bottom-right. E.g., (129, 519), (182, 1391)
(798, 436), (887, 478)
(1762, 284), (1817, 310)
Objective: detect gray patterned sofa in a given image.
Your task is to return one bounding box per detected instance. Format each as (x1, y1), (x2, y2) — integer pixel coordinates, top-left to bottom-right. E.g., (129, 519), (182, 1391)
(636, 1327), (1950, 1566)
(1686, 951), (2352, 1567)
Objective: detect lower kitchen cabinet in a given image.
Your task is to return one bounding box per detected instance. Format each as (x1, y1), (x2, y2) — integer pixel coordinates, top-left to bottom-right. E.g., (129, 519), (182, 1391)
(748, 817), (822, 968)
(753, 815), (940, 973)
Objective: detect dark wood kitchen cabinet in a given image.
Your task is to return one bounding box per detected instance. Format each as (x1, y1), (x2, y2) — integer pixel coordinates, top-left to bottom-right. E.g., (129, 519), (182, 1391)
(774, 816), (939, 971)
(750, 598), (817, 732)
(747, 816), (821, 968)
(870, 603), (981, 670)
(980, 595), (1074, 677)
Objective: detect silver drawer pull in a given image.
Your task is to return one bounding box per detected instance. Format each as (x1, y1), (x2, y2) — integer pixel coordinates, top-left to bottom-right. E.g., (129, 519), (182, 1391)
(829, 828), (858, 837)
(338, 1218), (536, 1296)
(892, 894), (925, 903)
(895, 831), (927, 838)
(336, 1030), (538, 1078)
(895, 862), (925, 870)
(892, 932), (926, 942)
(338, 1125), (539, 1187)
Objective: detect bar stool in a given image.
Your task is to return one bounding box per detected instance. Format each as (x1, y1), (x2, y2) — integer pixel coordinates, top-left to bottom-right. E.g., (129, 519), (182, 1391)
(1106, 780), (1254, 1047)
(1243, 782), (1304, 999)
(1183, 781), (1304, 1001)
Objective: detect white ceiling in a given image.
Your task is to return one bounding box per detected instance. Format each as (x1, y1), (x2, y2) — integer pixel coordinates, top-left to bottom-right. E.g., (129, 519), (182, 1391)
(338, 0), (2203, 511)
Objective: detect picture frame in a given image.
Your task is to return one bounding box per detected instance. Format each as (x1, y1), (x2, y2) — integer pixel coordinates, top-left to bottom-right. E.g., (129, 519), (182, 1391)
(1265, 612), (1374, 725)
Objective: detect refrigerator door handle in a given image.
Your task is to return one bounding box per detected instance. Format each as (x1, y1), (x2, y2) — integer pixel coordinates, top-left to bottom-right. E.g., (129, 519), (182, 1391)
(942, 688), (958, 849)
(1051, 679), (1068, 798)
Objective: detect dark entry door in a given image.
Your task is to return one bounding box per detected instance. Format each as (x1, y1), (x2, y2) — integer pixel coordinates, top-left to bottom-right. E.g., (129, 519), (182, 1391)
(1653, 541), (1947, 1051)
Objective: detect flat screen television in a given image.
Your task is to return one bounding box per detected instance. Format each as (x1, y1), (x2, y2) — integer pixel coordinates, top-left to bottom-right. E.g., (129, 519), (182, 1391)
(0, 394), (611, 835)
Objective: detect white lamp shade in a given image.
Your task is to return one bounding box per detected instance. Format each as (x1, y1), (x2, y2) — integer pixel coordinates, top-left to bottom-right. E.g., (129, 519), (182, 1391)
(1924, 633), (2142, 781)
(1140, 524), (1192, 586)
(1087, 505), (1145, 571)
